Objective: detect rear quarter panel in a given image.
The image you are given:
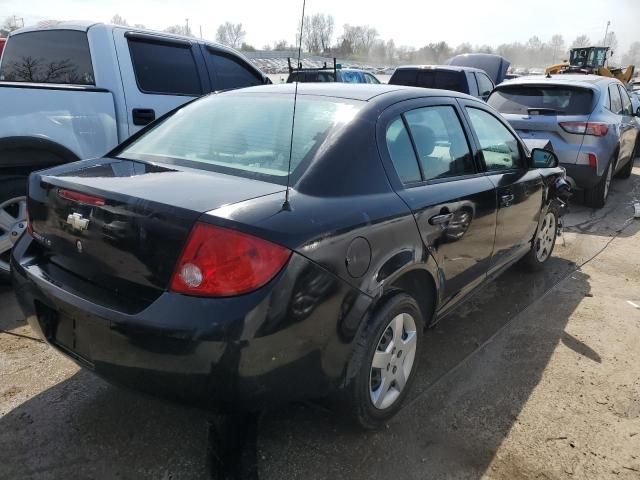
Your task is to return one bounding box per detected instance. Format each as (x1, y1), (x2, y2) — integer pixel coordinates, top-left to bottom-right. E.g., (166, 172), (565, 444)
(0, 85), (118, 160)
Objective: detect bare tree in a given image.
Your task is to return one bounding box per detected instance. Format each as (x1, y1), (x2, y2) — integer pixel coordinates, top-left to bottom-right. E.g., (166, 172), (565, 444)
(1, 16), (22, 36)
(622, 41), (640, 67)
(164, 24), (193, 37)
(215, 22), (246, 49)
(571, 35), (591, 49)
(302, 14), (333, 54)
(273, 40), (291, 51)
(604, 31), (618, 55)
(110, 14), (128, 26)
(549, 34), (566, 62)
(338, 24), (378, 57)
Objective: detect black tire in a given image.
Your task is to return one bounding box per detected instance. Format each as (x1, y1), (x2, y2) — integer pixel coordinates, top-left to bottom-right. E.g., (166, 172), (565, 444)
(584, 160), (613, 208)
(521, 207), (558, 272)
(344, 292), (424, 430)
(616, 147), (636, 180)
(0, 176), (28, 283)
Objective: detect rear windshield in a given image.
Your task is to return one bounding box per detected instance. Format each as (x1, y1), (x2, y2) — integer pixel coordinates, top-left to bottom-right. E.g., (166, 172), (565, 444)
(390, 69), (466, 92)
(119, 93), (361, 185)
(0, 30), (94, 85)
(488, 85), (594, 115)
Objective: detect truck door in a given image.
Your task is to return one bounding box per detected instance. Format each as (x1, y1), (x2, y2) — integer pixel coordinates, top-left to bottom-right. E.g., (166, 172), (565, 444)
(112, 29), (209, 135)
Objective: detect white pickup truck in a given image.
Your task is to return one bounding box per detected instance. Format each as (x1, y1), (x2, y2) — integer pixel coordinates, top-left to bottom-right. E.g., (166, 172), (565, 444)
(0, 21), (269, 279)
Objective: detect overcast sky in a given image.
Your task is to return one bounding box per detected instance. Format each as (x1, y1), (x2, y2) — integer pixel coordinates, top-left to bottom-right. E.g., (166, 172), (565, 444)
(2, 0), (638, 53)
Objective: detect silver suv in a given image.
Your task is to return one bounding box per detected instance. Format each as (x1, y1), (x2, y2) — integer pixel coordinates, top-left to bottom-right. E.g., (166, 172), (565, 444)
(489, 75), (640, 207)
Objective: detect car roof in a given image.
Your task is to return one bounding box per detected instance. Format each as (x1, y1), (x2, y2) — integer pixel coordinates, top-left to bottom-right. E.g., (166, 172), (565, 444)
(498, 74), (618, 90)
(9, 21), (230, 51)
(394, 65), (486, 74)
(228, 83), (480, 103)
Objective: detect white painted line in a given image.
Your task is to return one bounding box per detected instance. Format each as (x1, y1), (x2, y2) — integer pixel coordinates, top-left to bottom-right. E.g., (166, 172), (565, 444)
(627, 301), (640, 309)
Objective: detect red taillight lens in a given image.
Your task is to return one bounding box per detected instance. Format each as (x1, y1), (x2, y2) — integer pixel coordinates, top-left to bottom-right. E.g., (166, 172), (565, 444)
(587, 153), (597, 168)
(58, 188), (105, 206)
(559, 122), (609, 137)
(169, 223), (291, 297)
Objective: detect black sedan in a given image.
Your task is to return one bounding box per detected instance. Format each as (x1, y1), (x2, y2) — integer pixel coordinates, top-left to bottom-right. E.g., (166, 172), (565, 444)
(11, 84), (568, 428)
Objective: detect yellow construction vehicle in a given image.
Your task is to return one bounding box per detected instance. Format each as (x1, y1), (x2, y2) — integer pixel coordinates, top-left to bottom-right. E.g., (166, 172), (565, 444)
(545, 46), (635, 84)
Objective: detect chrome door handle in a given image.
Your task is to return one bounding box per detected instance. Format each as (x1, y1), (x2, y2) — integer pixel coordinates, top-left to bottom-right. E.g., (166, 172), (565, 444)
(500, 193), (515, 207)
(429, 213), (454, 225)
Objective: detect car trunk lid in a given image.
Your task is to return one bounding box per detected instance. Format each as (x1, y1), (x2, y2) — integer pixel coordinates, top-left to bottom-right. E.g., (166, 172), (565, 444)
(27, 158), (284, 305)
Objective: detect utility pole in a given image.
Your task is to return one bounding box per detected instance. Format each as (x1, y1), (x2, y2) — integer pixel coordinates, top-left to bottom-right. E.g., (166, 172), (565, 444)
(603, 20), (610, 45)
(199, 25), (203, 39)
(185, 18), (189, 35)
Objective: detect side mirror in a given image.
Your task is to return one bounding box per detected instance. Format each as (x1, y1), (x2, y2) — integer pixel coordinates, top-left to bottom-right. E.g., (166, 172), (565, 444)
(531, 148), (559, 168)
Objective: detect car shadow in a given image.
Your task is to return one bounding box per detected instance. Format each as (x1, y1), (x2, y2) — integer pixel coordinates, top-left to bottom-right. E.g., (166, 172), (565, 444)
(0, 285), (25, 331)
(256, 262), (591, 480)
(563, 158), (640, 240)
(0, 369), (209, 479)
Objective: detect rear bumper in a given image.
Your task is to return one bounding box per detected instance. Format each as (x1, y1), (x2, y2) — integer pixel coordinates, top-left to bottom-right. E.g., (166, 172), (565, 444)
(11, 234), (372, 410)
(561, 163), (600, 189)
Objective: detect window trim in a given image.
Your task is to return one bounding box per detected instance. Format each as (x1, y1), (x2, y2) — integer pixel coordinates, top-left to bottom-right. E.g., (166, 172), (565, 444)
(204, 45), (265, 91)
(390, 103), (479, 187)
(126, 37), (203, 97)
(464, 105), (527, 174)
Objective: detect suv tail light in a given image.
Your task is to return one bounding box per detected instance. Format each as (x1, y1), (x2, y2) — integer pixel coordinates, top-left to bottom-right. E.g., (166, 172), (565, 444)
(169, 222), (291, 297)
(559, 121), (609, 136)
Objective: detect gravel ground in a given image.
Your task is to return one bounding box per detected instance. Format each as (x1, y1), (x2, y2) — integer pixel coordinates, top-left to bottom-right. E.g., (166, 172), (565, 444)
(1, 160), (639, 479)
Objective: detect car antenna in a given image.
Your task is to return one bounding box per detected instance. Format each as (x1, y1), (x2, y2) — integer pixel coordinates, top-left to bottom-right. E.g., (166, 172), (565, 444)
(283, 0), (306, 211)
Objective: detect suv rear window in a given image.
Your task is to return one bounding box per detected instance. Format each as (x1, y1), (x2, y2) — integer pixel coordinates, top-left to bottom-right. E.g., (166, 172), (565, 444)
(488, 85), (594, 115)
(0, 30), (94, 85)
(119, 93), (361, 185)
(390, 69), (466, 92)
(287, 71), (336, 83)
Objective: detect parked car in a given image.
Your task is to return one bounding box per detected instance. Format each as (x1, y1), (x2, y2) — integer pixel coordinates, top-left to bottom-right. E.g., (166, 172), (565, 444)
(12, 83), (569, 428)
(389, 65), (495, 101)
(488, 75), (640, 208)
(629, 90), (640, 115)
(287, 67), (380, 84)
(446, 53), (511, 84)
(0, 38), (5, 57)
(0, 21), (269, 280)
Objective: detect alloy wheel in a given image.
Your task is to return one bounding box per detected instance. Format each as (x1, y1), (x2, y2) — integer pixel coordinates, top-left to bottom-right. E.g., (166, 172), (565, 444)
(369, 312), (417, 410)
(535, 212), (556, 263)
(0, 195), (27, 275)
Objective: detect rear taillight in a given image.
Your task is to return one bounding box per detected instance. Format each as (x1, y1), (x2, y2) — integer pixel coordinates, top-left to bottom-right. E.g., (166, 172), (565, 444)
(58, 188), (105, 206)
(169, 222), (291, 297)
(559, 122), (609, 136)
(588, 153), (598, 168)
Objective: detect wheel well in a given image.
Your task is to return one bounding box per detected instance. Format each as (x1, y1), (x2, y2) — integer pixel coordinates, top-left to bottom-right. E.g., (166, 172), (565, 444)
(387, 269), (437, 327)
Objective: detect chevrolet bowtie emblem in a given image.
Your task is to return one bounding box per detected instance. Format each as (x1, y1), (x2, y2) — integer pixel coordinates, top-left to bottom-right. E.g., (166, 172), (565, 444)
(66, 212), (90, 231)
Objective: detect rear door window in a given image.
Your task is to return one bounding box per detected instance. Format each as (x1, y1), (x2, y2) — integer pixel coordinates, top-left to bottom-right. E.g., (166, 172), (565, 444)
(466, 107), (522, 171)
(404, 106), (475, 180)
(475, 72), (494, 99)
(488, 85), (594, 115)
(0, 30), (94, 84)
(128, 39), (202, 95)
(364, 73), (380, 84)
(618, 85), (633, 115)
(385, 118), (422, 184)
(208, 51), (263, 90)
(608, 85), (623, 114)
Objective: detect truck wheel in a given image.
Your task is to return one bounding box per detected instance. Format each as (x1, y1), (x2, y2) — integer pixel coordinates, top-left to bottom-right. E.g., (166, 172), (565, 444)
(344, 293), (423, 430)
(0, 177), (28, 282)
(584, 161), (613, 209)
(521, 208), (558, 272)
